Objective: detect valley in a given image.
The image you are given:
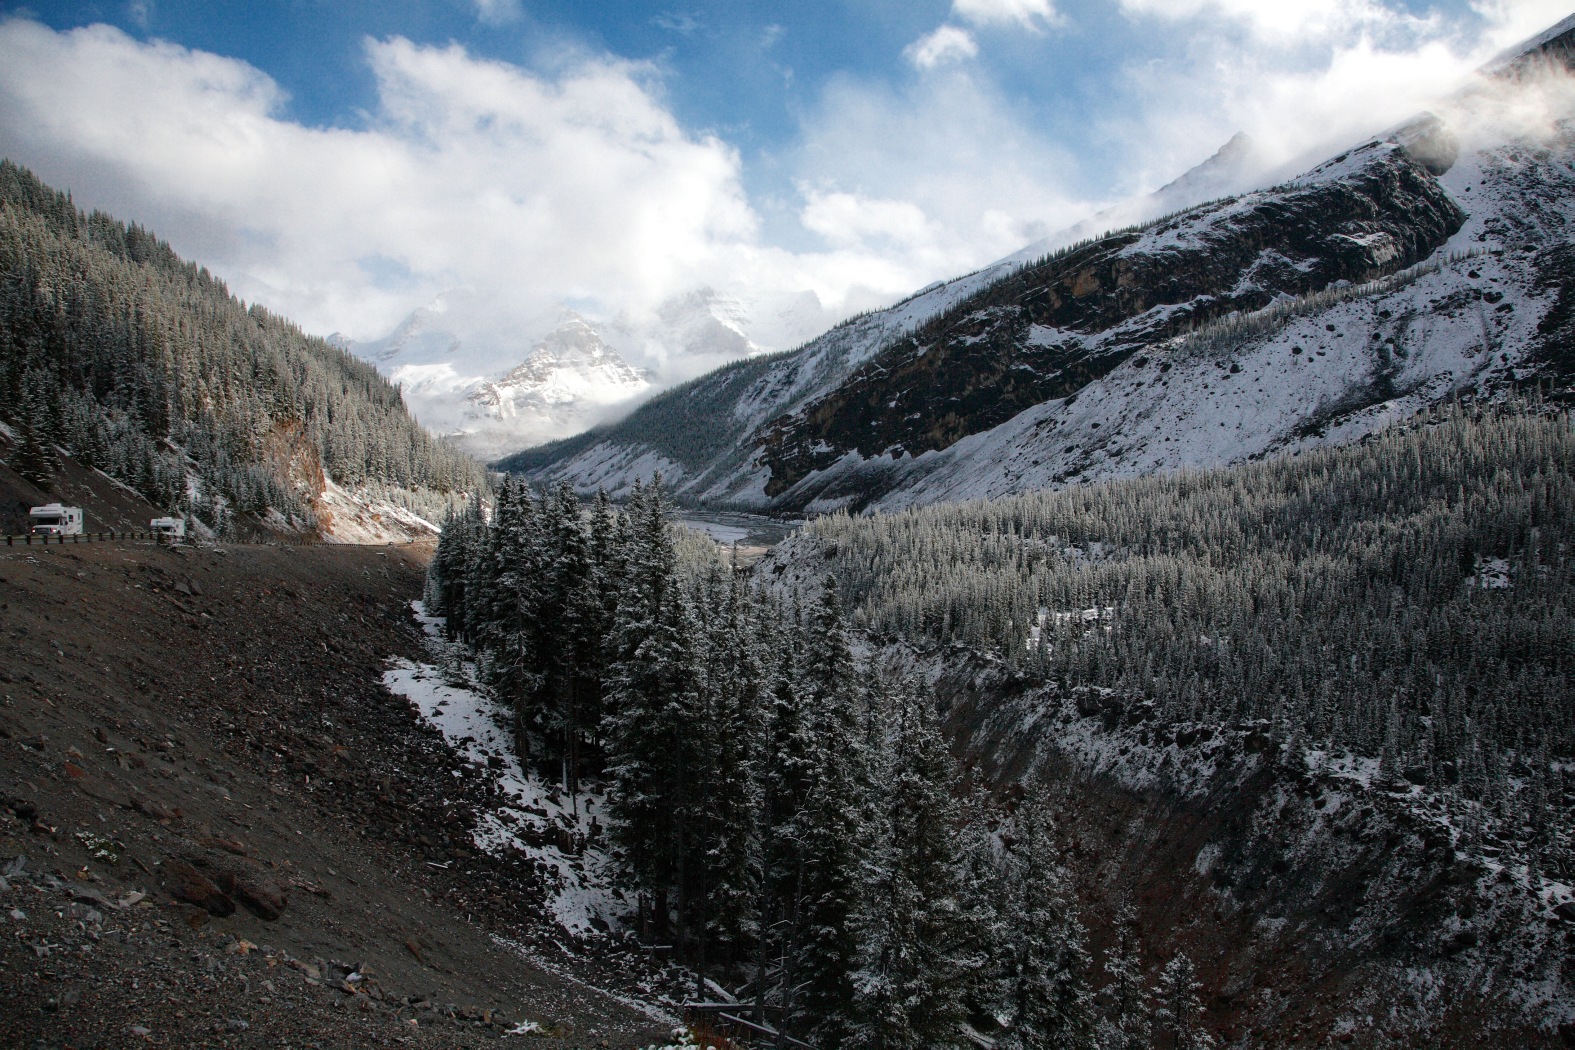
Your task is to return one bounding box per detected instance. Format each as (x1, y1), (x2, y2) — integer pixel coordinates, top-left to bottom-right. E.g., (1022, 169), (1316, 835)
(1, 8), (1573, 1049)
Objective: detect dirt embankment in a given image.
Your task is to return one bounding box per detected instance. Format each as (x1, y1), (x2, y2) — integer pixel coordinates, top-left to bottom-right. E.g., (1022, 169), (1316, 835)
(0, 539), (669, 1049)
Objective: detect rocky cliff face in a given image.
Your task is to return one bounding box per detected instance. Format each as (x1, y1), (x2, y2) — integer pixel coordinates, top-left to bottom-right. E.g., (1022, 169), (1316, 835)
(757, 143), (1465, 496)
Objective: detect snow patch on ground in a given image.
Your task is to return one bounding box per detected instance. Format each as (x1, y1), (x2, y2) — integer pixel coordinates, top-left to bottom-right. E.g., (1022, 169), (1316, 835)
(383, 601), (624, 937)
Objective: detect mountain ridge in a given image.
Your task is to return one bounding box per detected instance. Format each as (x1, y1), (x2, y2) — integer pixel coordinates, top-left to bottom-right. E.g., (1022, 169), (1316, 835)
(503, 18), (1575, 514)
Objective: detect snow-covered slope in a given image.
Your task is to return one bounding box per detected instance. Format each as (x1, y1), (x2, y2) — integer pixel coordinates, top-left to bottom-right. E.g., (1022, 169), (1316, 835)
(510, 19), (1575, 513)
(496, 130), (1279, 498)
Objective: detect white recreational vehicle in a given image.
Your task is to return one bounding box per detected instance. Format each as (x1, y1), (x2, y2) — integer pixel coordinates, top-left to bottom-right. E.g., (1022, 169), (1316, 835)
(29, 504), (83, 536)
(150, 516), (186, 541)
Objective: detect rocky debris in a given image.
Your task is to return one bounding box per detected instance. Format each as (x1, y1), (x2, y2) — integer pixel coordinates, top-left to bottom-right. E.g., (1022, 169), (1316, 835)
(0, 541), (671, 1047)
(0, 853), (571, 1047)
(162, 859), (235, 917)
(212, 860), (288, 921)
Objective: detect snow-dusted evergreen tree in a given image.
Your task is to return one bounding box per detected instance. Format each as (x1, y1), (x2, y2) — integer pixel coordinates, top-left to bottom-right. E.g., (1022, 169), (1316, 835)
(602, 481), (699, 940)
(427, 494), (488, 639)
(953, 787), (1008, 1027)
(849, 681), (969, 1049)
(428, 484), (1086, 1046)
(692, 568), (767, 965)
(1154, 951), (1214, 1050)
(0, 160), (485, 529)
(604, 583), (702, 938)
(1098, 902), (1151, 1050)
(995, 801), (1096, 1050)
(789, 579), (874, 1044)
(784, 398), (1574, 856)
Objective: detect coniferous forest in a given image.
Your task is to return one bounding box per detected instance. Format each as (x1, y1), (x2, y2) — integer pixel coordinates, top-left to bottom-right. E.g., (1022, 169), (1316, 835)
(434, 395), (1572, 1045)
(425, 480), (1218, 1049)
(790, 399), (1572, 876)
(0, 162), (485, 530)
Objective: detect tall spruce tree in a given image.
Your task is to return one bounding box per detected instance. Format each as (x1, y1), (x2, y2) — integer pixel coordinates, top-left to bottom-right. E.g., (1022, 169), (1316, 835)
(849, 681), (969, 1049)
(1099, 903), (1152, 1050)
(789, 580), (874, 1044)
(995, 802), (1096, 1050)
(1154, 952), (1214, 1050)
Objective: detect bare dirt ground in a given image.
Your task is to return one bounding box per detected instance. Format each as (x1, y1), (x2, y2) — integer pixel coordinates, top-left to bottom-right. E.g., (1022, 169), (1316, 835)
(0, 537), (672, 1049)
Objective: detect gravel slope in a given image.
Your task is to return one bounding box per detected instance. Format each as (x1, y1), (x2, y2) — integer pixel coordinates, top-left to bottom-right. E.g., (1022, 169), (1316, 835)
(0, 539), (670, 1049)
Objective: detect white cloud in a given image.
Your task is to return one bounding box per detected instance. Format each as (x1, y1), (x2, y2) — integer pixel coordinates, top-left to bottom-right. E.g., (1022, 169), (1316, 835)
(1105, 0), (1574, 186)
(904, 25), (979, 70)
(0, 3), (1568, 396)
(799, 189), (937, 251)
(473, 0), (521, 27)
(0, 17), (997, 380)
(791, 70), (1092, 271)
(952, 0), (1059, 30)
(1118, 0), (1570, 47)
(652, 11), (702, 35)
(0, 20), (764, 344)
(1118, 0), (1412, 40)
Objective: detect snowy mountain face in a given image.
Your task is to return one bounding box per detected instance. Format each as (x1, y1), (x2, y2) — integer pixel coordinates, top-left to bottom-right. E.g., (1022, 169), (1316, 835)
(358, 307), (650, 462)
(507, 21), (1575, 513)
(458, 318), (653, 459)
(339, 284), (836, 461)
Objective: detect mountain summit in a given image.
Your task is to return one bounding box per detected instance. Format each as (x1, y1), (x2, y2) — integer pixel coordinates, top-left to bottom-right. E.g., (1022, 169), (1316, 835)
(463, 318), (652, 457)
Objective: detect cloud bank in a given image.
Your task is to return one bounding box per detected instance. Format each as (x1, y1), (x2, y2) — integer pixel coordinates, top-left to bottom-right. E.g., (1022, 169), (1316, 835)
(0, 4), (1567, 383)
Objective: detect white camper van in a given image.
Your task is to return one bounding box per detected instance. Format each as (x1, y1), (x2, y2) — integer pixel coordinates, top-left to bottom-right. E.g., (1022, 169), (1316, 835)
(29, 504), (83, 536)
(150, 516), (186, 541)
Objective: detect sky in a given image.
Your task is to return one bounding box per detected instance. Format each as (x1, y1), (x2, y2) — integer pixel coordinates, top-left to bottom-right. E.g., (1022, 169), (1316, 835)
(0, 0), (1569, 371)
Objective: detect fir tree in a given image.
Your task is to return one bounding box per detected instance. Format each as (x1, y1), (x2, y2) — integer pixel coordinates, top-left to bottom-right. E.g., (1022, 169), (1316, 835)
(850, 681), (969, 1049)
(1098, 903), (1151, 1050)
(995, 802), (1096, 1050)
(1154, 952), (1214, 1050)
(789, 580), (873, 1044)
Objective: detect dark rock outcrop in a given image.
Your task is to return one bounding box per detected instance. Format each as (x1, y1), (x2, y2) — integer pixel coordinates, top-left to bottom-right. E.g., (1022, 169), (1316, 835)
(759, 144), (1465, 496)
(162, 859), (235, 917)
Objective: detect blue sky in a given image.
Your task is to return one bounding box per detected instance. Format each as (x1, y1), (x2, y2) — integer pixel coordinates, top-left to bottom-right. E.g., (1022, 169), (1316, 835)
(0, 0), (1568, 371)
(7, 1), (1513, 196)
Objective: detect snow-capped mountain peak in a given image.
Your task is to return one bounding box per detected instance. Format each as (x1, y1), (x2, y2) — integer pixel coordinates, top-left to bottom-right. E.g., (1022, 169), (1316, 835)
(467, 317), (651, 419)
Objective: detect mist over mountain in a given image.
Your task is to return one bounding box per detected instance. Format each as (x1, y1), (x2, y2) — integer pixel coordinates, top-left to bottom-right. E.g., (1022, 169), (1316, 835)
(506, 20), (1575, 516)
(336, 283), (843, 459)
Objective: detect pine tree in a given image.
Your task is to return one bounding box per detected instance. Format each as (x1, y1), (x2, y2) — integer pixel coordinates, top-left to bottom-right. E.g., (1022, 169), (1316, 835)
(10, 386), (58, 487)
(849, 681), (969, 1049)
(694, 569), (766, 964)
(995, 801), (1096, 1050)
(789, 580), (873, 1044)
(1099, 903), (1151, 1050)
(953, 788), (1007, 1028)
(1154, 951), (1214, 1050)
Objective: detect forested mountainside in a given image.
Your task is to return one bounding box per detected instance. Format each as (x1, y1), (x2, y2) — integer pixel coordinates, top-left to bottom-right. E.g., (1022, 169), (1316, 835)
(423, 483), (1210, 1050)
(0, 162), (485, 533)
(425, 398), (1575, 1045)
(760, 397), (1574, 1042)
(507, 21), (1575, 514)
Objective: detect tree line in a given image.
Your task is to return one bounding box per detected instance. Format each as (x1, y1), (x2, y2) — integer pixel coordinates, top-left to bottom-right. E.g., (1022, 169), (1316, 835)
(0, 161), (485, 531)
(795, 398), (1572, 880)
(426, 479), (1216, 1049)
